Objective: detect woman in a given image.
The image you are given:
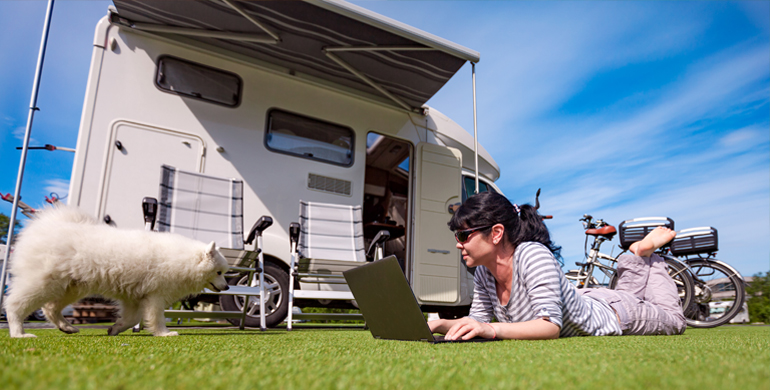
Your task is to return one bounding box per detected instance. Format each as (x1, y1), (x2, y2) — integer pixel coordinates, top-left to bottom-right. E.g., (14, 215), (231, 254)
(428, 191), (686, 340)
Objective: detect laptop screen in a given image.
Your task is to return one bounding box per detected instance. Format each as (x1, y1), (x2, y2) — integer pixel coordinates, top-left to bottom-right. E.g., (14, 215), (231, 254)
(343, 256), (436, 341)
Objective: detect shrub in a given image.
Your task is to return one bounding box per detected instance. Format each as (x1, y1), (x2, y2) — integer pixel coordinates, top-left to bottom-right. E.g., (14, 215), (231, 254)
(0, 213), (23, 245)
(747, 272), (770, 323)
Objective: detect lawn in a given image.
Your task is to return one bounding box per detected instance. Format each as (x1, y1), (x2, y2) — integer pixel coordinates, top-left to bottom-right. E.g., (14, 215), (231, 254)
(1, 325), (768, 390)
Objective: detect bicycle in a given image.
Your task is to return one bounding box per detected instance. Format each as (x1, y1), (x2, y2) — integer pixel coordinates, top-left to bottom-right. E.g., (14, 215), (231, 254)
(662, 226), (746, 328)
(565, 215), (695, 316)
(571, 216), (745, 329)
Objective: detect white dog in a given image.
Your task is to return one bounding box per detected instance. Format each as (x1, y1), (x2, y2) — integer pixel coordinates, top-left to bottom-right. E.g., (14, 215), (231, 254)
(4, 206), (230, 338)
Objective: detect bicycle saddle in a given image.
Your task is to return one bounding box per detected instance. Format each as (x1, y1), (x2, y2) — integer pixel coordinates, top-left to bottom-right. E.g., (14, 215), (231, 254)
(585, 225), (617, 239)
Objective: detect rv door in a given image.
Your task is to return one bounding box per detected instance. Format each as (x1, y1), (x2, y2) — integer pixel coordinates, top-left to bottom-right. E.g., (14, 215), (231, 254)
(413, 143), (462, 304)
(99, 121), (204, 229)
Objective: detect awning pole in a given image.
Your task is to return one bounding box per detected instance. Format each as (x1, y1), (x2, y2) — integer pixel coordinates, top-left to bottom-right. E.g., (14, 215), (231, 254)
(472, 62), (479, 194)
(325, 50), (416, 112)
(0, 0), (55, 311)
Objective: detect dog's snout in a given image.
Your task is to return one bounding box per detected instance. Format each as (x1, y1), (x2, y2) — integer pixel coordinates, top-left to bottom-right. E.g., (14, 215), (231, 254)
(221, 285), (229, 291)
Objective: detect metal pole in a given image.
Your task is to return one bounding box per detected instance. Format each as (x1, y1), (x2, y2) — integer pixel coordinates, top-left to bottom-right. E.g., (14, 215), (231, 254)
(472, 62), (479, 194)
(1, 0), (55, 311)
(257, 233), (265, 331)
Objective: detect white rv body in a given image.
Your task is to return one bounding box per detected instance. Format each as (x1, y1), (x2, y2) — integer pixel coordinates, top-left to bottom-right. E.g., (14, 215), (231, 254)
(69, 3), (501, 320)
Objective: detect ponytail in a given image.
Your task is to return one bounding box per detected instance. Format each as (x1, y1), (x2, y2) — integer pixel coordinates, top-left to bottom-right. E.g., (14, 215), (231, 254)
(513, 204), (562, 260)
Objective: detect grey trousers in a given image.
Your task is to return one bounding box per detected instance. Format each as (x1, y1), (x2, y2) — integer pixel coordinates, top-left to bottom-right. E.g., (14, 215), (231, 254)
(580, 253), (687, 336)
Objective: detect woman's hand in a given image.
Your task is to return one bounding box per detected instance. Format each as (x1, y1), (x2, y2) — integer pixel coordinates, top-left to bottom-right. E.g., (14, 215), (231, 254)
(432, 317), (496, 340)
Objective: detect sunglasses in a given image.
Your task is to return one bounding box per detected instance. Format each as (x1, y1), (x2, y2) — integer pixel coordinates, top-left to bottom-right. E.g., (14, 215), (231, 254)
(454, 225), (494, 243)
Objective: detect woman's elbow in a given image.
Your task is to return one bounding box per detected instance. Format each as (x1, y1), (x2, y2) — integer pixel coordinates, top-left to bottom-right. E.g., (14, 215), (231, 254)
(541, 318), (561, 339)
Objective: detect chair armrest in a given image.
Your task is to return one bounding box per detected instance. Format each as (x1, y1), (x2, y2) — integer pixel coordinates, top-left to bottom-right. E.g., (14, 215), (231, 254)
(289, 222), (300, 246)
(142, 197), (158, 230)
(245, 216), (273, 245)
(366, 230), (390, 258)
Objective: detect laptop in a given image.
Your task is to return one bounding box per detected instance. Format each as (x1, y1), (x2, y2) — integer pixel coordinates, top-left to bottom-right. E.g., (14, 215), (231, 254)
(343, 255), (500, 343)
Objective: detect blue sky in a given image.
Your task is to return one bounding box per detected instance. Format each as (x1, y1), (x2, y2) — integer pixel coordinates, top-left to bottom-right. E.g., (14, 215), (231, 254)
(1, 1), (768, 276)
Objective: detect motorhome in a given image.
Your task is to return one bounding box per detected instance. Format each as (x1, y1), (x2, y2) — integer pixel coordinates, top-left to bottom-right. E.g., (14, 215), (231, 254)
(68, 0), (501, 327)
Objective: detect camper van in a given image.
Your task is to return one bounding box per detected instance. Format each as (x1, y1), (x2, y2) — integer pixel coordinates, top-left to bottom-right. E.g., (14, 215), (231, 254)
(68, 0), (501, 327)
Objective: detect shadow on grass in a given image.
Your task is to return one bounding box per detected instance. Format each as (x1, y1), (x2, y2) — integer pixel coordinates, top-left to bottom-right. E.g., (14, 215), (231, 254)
(55, 331), (290, 338)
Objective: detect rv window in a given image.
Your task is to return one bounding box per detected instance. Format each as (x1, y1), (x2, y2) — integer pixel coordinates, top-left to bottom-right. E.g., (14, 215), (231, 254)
(265, 110), (354, 166)
(155, 56), (241, 107)
(462, 176), (495, 202)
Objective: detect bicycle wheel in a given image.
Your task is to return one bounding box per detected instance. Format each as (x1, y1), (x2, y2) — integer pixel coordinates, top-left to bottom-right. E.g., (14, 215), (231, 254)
(608, 257), (694, 312)
(684, 259), (745, 328)
(565, 270), (600, 289)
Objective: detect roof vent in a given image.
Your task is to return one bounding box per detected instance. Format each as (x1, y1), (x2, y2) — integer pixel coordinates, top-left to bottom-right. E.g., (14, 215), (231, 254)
(308, 173), (352, 196)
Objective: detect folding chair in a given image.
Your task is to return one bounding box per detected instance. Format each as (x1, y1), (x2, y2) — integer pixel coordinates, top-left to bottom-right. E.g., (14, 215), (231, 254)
(286, 201), (391, 330)
(145, 165), (272, 330)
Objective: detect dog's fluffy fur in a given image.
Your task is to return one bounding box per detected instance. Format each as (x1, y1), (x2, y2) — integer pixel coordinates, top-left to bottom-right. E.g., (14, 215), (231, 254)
(4, 206), (230, 338)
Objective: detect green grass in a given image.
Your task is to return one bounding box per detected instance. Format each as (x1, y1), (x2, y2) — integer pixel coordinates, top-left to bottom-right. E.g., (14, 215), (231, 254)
(1, 325), (768, 390)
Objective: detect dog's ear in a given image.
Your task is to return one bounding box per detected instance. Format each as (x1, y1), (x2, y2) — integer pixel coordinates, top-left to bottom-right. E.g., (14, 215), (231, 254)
(206, 241), (217, 257)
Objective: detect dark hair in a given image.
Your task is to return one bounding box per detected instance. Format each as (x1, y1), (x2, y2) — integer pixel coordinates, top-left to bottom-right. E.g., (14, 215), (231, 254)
(448, 191), (562, 259)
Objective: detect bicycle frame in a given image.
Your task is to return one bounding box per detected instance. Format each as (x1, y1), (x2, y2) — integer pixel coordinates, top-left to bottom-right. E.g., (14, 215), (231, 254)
(686, 255), (744, 283)
(660, 253), (695, 280)
(665, 252), (745, 297)
(568, 230), (619, 288)
(581, 236), (617, 287)
(570, 215), (691, 290)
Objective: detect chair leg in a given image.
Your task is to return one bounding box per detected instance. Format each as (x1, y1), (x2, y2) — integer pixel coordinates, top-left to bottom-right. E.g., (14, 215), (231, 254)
(237, 270), (255, 331)
(239, 296), (249, 331)
(287, 245), (297, 331)
(258, 235), (266, 331)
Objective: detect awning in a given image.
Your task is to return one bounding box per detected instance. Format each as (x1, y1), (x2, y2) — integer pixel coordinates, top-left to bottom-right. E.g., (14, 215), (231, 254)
(110, 0), (480, 113)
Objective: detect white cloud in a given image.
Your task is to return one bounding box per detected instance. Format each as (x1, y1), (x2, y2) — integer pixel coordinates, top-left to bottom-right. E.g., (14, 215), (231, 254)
(12, 125), (38, 145)
(472, 2), (708, 132)
(539, 127), (769, 276)
(720, 126), (766, 148)
(494, 42), (769, 187)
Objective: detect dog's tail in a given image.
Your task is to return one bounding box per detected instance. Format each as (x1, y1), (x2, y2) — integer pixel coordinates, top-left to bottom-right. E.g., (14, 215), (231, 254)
(30, 205), (99, 226)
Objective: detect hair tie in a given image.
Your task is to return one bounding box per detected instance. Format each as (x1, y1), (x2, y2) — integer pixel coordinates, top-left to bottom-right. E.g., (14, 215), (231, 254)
(513, 204), (521, 216)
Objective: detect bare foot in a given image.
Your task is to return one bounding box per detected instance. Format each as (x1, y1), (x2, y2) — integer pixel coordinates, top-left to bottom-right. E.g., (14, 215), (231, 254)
(629, 227), (677, 257)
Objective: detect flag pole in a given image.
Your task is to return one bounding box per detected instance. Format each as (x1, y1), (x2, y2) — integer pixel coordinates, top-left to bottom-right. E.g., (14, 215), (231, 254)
(472, 62), (479, 194)
(1, 0), (56, 311)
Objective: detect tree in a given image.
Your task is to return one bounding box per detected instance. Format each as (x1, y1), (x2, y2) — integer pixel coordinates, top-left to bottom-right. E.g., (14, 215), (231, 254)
(0, 213), (23, 245)
(746, 272), (770, 324)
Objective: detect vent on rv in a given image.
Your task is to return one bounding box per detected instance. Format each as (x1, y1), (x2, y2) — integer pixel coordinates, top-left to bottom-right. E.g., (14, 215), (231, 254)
(307, 173), (352, 196)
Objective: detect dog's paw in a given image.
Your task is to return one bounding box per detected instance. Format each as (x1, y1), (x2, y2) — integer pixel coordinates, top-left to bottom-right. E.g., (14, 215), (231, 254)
(157, 331), (179, 337)
(11, 333), (38, 338)
(59, 325), (80, 334)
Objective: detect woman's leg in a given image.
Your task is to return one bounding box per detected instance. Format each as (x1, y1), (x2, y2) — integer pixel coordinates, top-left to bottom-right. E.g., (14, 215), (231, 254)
(629, 227), (676, 258)
(614, 227), (686, 335)
(615, 227), (677, 298)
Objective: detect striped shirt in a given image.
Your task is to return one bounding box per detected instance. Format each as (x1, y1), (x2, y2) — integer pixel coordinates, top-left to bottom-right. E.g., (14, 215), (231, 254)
(468, 242), (622, 337)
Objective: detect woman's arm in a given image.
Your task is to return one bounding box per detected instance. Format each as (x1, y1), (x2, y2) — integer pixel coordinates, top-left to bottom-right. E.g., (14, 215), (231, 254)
(435, 317), (560, 341)
(427, 318), (460, 335)
(489, 318), (560, 340)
